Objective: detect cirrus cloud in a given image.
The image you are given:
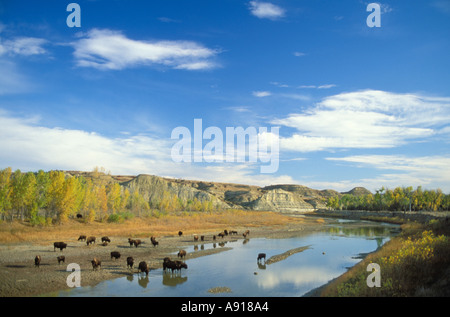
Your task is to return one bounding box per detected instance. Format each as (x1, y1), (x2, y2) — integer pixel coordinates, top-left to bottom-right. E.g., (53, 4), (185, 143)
(273, 90), (450, 152)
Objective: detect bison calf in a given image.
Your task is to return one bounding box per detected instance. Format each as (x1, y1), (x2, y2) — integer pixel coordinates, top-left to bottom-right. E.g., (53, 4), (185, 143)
(34, 255), (41, 268)
(177, 249), (187, 259)
(91, 258), (101, 270)
(57, 255), (65, 265)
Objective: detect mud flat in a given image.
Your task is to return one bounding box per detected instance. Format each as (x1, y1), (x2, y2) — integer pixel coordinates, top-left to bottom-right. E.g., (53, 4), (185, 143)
(0, 217), (329, 297)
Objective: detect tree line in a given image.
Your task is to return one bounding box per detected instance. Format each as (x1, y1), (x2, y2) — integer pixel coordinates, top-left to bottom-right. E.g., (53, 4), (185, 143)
(0, 167), (215, 225)
(327, 186), (450, 212)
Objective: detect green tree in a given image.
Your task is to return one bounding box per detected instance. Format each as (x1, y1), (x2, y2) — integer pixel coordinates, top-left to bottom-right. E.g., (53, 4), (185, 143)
(0, 167), (12, 220)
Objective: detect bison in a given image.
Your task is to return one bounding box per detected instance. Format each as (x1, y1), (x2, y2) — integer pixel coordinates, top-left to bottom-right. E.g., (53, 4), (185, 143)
(86, 236), (96, 246)
(34, 255), (41, 268)
(78, 235), (86, 241)
(57, 255), (65, 265)
(177, 249), (187, 259)
(178, 231), (183, 237)
(110, 251), (121, 260)
(53, 242), (67, 252)
(163, 257), (188, 273)
(193, 235), (199, 241)
(257, 253), (266, 262)
(151, 236), (159, 247)
(128, 238), (135, 247)
(138, 261), (149, 276)
(76, 213), (83, 219)
(133, 239), (142, 248)
(101, 236), (111, 243)
(126, 256), (134, 269)
(91, 258), (101, 270)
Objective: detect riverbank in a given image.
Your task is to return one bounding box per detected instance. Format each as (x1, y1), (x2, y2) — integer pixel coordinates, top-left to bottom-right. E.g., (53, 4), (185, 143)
(0, 212), (327, 297)
(313, 209), (450, 224)
(312, 216), (450, 297)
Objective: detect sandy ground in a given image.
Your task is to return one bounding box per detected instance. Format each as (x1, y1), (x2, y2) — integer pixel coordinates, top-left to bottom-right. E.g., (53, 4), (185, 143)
(0, 217), (328, 297)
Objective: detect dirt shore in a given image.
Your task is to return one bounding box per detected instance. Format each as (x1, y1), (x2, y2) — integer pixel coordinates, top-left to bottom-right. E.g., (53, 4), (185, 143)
(0, 216), (328, 297)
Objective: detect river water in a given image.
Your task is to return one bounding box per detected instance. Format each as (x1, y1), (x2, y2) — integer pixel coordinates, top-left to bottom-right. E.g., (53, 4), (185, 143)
(57, 218), (399, 297)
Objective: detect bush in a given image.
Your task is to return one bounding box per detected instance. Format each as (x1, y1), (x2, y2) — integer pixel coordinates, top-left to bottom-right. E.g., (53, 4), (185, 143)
(107, 213), (123, 223)
(107, 212), (135, 223)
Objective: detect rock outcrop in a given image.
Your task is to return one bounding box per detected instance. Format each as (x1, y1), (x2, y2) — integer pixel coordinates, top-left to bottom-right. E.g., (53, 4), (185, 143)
(66, 171), (370, 213)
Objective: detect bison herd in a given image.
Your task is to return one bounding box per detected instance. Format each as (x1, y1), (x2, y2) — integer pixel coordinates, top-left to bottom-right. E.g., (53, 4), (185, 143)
(33, 228), (254, 282)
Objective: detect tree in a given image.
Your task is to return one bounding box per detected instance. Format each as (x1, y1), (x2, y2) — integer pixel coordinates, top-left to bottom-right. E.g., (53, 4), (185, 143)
(0, 167), (12, 220)
(107, 183), (122, 213)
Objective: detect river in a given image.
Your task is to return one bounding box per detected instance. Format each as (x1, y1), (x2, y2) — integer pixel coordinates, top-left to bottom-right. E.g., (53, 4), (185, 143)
(56, 218), (399, 297)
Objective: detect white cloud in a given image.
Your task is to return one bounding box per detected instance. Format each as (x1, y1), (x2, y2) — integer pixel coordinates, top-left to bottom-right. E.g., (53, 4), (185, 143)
(293, 52), (306, 57)
(249, 1), (285, 20)
(298, 84), (336, 89)
(71, 28), (219, 71)
(273, 90), (450, 152)
(253, 91), (272, 97)
(0, 60), (33, 95)
(0, 37), (48, 56)
(0, 111), (292, 187)
(324, 155), (450, 192)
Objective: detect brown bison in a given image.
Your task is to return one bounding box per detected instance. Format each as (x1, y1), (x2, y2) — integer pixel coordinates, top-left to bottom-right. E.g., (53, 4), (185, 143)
(193, 235), (199, 241)
(110, 251), (121, 260)
(91, 258), (101, 270)
(164, 259), (188, 273)
(57, 255), (65, 265)
(138, 261), (149, 276)
(78, 235), (86, 241)
(178, 231), (183, 237)
(177, 249), (187, 259)
(257, 253), (266, 262)
(126, 256), (134, 269)
(53, 242), (67, 252)
(150, 236), (159, 247)
(101, 236), (111, 243)
(133, 239), (142, 247)
(128, 238), (135, 247)
(34, 255), (41, 268)
(86, 236), (96, 246)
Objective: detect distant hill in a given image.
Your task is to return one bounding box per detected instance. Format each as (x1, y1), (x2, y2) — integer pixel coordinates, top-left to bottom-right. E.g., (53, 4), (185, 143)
(341, 187), (373, 197)
(65, 171), (370, 213)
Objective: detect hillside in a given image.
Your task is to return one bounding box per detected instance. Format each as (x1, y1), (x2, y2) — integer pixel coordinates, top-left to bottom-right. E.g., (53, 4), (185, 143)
(65, 172), (367, 213)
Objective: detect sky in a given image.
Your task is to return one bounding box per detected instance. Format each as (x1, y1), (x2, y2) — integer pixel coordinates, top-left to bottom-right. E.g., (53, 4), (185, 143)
(0, 0), (449, 193)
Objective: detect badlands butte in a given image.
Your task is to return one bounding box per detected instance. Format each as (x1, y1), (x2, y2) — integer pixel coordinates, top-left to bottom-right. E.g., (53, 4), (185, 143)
(66, 171), (372, 213)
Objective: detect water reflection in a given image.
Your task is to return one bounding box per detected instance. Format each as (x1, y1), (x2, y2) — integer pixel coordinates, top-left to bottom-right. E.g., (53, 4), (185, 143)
(56, 219), (398, 297)
(162, 273), (188, 287)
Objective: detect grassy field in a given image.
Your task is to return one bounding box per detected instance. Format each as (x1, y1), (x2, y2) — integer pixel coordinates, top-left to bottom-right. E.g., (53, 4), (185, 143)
(0, 209), (304, 244)
(319, 218), (450, 297)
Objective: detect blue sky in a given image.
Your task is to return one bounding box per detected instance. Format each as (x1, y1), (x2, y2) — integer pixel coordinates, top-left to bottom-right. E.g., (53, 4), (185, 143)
(0, 0), (449, 192)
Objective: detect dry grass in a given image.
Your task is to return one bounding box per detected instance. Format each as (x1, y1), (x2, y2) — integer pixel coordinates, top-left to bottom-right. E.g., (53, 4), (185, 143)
(0, 210), (302, 244)
(319, 220), (450, 297)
